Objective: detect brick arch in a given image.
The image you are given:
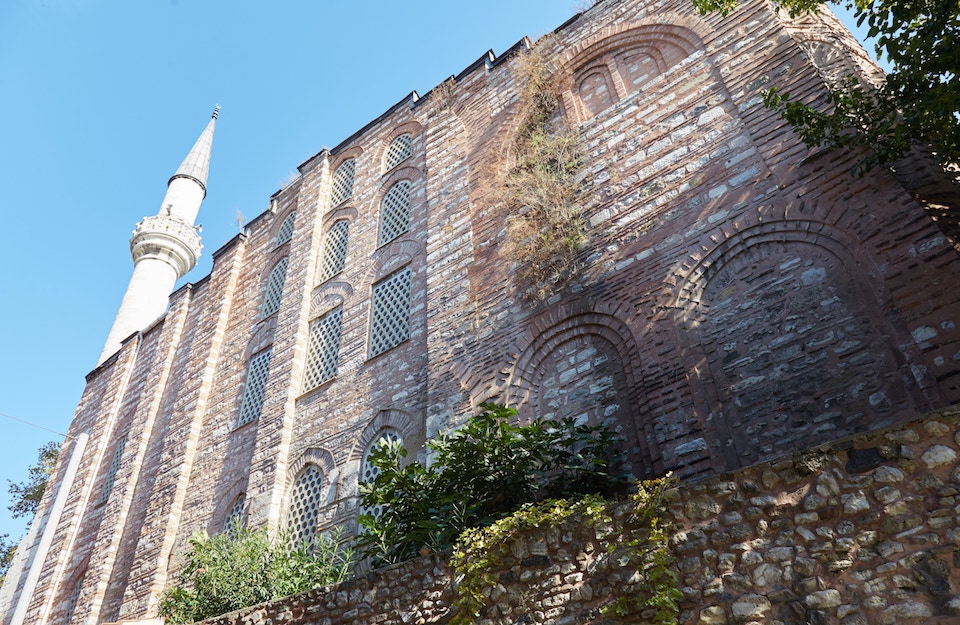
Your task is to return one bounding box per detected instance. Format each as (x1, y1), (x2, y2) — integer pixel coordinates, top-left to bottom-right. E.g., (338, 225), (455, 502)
(504, 311), (659, 478)
(348, 408), (422, 466)
(309, 281), (353, 319)
(286, 447), (339, 504)
(340, 409), (423, 502)
(673, 220), (920, 469)
(209, 478), (247, 534)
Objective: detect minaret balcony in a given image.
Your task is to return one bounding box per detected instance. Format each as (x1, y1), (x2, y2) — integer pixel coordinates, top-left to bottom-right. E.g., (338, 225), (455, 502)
(130, 214), (203, 278)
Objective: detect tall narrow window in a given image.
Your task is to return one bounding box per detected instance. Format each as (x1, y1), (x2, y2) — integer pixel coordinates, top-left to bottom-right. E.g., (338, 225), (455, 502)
(384, 134), (412, 172)
(318, 221), (350, 283)
(287, 464), (324, 545)
(276, 212), (296, 245)
(100, 436), (126, 503)
(302, 308), (344, 391)
(65, 571), (85, 624)
(261, 257), (289, 318)
(222, 493), (246, 535)
(377, 180), (411, 245)
(330, 159), (356, 207)
(236, 349), (272, 428)
(359, 429), (402, 520)
(369, 267), (412, 358)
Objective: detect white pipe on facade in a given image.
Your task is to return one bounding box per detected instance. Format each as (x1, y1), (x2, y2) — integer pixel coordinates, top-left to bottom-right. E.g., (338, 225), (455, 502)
(10, 432), (89, 625)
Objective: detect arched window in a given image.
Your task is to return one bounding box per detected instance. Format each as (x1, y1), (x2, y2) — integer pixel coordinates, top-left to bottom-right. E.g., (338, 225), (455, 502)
(302, 307), (344, 391)
(330, 159), (356, 207)
(65, 570), (85, 625)
(262, 257), (289, 318)
(360, 429), (402, 519)
(276, 212), (296, 246)
(222, 493), (246, 535)
(236, 349), (272, 428)
(377, 180), (411, 245)
(99, 436), (126, 503)
(578, 69), (616, 118)
(384, 134), (413, 172)
(318, 220), (350, 283)
(615, 48), (663, 91)
(287, 464), (325, 545)
(369, 267), (412, 358)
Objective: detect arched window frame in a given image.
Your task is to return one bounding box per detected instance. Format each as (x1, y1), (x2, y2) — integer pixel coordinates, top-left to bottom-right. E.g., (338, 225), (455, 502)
(330, 159), (356, 208)
(276, 212), (296, 246)
(261, 257), (289, 319)
(383, 134), (413, 172)
(377, 180), (412, 246)
(235, 348), (272, 428)
(318, 220), (350, 283)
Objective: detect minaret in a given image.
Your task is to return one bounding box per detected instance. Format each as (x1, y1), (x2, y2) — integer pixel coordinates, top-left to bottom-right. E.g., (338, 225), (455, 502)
(97, 109), (218, 365)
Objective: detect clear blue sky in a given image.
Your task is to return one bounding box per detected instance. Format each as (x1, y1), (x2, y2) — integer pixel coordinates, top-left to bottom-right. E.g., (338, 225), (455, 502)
(0, 0), (881, 542)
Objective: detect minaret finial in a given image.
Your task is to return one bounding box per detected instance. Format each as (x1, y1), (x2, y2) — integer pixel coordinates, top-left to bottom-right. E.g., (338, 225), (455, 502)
(212, 105), (220, 119)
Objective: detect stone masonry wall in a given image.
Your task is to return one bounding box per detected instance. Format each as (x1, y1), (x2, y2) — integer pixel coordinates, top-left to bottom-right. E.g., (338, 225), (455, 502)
(199, 408), (960, 625)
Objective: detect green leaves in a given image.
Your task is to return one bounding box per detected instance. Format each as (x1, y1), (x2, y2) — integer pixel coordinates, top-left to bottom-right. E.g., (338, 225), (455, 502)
(158, 523), (355, 624)
(8, 441), (60, 520)
(357, 403), (626, 565)
(704, 0), (959, 170)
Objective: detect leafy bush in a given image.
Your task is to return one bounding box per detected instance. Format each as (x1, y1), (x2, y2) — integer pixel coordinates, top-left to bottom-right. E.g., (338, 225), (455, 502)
(158, 524), (354, 624)
(358, 403), (626, 564)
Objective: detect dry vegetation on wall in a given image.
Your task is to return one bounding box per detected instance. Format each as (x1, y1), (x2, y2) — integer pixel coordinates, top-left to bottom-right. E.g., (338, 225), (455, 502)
(498, 37), (588, 301)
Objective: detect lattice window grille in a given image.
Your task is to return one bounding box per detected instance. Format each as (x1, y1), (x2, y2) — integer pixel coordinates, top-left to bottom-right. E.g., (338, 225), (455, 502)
(287, 465), (324, 545)
(66, 573), (84, 624)
(262, 257), (289, 318)
(222, 494), (247, 535)
(100, 436), (126, 502)
(359, 430), (402, 520)
(318, 221), (350, 283)
(330, 159), (355, 207)
(384, 134), (413, 171)
(303, 308), (344, 391)
(377, 180), (411, 245)
(276, 212), (296, 245)
(236, 350), (272, 428)
(369, 268), (412, 358)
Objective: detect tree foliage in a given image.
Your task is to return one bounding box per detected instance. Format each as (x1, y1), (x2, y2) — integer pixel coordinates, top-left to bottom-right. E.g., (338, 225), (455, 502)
(158, 524), (355, 624)
(7, 441), (60, 519)
(358, 403), (627, 565)
(695, 0), (959, 171)
(2, 441), (61, 586)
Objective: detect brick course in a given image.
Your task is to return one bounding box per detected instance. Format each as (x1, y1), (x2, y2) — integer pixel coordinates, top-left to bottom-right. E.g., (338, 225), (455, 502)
(5, 0), (960, 622)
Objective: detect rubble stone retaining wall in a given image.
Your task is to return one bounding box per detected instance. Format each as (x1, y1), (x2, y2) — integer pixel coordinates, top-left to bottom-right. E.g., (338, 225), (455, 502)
(199, 408), (960, 625)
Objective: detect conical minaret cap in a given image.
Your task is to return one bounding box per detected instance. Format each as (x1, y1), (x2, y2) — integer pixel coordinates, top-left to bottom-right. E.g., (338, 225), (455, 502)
(168, 107), (218, 197)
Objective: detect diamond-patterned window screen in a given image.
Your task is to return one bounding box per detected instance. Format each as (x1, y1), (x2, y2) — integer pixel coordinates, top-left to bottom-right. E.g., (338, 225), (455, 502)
(100, 436), (126, 503)
(369, 267), (412, 358)
(318, 221), (350, 283)
(360, 430), (402, 520)
(330, 159), (355, 207)
(276, 212), (296, 245)
(384, 134), (412, 172)
(236, 350), (272, 428)
(222, 493), (246, 535)
(302, 308), (344, 391)
(262, 257), (289, 318)
(377, 180), (411, 245)
(286, 464), (324, 545)
(66, 572), (85, 624)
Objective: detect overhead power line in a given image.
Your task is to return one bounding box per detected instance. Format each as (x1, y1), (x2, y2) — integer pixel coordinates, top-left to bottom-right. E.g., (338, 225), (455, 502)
(0, 409), (73, 440)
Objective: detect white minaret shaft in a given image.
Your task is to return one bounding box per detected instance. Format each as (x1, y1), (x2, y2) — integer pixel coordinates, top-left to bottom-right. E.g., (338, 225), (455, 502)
(97, 110), (217, 365)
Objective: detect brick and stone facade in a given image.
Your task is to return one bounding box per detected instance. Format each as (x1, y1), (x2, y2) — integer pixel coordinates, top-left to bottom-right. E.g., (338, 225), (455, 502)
(4, 0), (960, 623)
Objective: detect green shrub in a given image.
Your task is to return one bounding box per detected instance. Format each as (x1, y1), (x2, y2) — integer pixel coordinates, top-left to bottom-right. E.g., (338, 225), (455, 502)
(158, 524), (354, 624)
(358, 402), (626, 565)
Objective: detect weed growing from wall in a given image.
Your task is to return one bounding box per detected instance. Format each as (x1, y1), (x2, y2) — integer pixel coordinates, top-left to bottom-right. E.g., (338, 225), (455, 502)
(500, 37), (587, 301)
(449, 476), (680, 625)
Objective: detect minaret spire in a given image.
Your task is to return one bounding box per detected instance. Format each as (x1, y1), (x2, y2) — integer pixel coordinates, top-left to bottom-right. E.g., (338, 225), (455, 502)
(97, 111), (217, 365)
